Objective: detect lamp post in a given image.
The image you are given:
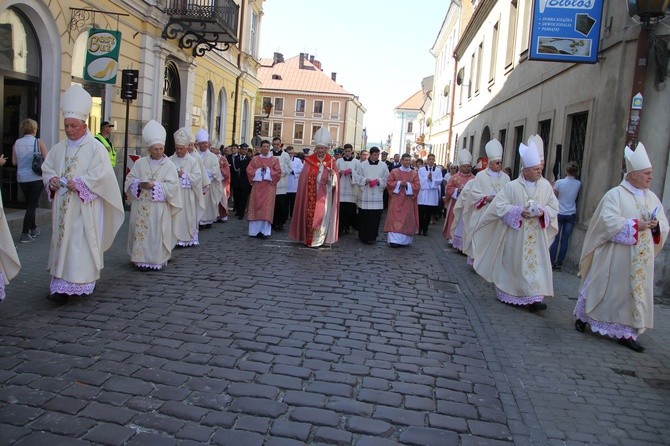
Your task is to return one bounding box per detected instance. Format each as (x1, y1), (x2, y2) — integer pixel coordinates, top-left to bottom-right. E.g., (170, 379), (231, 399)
(625, 0), (669, 147)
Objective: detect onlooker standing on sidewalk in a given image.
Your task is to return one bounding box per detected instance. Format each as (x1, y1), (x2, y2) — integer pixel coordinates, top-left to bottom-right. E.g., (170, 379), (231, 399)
(574, 143), (668, 352)
(94, 121), (116, 167)
(549, 161), (581, 270)
(12, 118), (48, 243)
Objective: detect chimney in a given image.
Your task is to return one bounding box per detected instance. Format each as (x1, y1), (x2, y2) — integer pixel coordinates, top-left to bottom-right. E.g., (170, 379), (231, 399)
(309, 55), (315, 63)
(331, 72), (337, 82)
(299, 53), (305, 69)
(312, 59), (322, 70)
(273, 52), (284, 64)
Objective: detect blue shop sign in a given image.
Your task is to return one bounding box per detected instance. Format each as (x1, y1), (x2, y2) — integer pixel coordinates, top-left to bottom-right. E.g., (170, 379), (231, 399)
(529, 0), (604, 64)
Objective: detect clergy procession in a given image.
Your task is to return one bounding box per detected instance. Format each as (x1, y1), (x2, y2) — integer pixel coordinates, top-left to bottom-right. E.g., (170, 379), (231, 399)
(0, 85), (667, 358)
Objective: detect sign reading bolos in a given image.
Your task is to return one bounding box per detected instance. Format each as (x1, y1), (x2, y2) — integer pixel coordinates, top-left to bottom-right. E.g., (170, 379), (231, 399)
(530, 0), (604, 64)
(84, 29), (122, 84)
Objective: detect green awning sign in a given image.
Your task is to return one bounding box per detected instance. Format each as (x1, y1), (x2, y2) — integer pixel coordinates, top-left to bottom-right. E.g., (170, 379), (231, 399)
(83, 28), (121, 84)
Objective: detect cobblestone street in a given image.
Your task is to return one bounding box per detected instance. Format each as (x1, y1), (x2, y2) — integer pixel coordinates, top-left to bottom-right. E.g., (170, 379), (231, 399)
(1, 213), (669, 445)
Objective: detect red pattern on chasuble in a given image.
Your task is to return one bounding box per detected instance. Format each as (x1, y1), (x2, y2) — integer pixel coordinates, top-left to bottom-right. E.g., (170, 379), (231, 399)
(303, 153), (336, 246)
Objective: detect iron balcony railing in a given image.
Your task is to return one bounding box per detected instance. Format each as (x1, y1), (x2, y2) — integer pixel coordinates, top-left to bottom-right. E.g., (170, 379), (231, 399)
(162, 0), (239, 55)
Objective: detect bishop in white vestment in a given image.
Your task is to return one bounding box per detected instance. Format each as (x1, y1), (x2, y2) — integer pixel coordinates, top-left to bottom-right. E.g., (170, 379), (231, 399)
(473, 141), (558, 312)
(43, 85), (124, 304)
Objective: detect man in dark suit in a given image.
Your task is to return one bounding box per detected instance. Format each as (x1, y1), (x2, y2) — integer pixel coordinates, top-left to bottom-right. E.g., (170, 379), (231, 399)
(231, 143), (251, 219)
(227, 144), (239, 214)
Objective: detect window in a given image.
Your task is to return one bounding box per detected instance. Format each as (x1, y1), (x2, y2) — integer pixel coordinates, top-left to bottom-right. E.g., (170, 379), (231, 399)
(407, 121), (413, 133)
(296, 99), (306, 113)
(272, 122), (282, 138)
(567, 112), (588, 169)
(313, 100), (323, 115)
(248, 11), (259, 58)
(261, 121), (270, 137)
(468, 53), (474, 99)
(329, 126), (339, 144)
(274, 97), (284, 112)
(293, 122), (304, 141)
(520, 1), (531, 55)
(505, 0), (518, 69)
(538, 119), (552, 170)
(498, 128), (507, 151)
(490, 22), (499, 83)
(311, 124), (322, 143)
(475, 42), (483, 93)
(330, 101), (340, 118)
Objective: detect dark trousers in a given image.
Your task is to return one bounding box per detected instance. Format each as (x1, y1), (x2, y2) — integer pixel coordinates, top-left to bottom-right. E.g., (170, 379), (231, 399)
(358, 208), (382, 243)
(339, 202), (357, 234)
(549, 213), (576, 266)
(19, 180), (43, 234)
(273, 194), (288, 227)
(231, 182), (240, 213)
(235, 186), (250, 216)
(287, 192), (296, 218)
(418, 205), (436, 233)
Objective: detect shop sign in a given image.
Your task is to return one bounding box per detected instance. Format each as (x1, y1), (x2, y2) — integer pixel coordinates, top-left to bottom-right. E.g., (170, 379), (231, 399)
(529, 0), (604, 64)
(84, 28), (121, 84)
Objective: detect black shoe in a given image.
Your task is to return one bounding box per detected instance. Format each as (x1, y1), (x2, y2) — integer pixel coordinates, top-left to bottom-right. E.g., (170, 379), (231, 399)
(256, 232), (267, 239)
(238, 215), (244, 220)
(575, 319), (587, 333)
(389, 243), (400, 248)
(528, 302), (547, 312)
(552, 264), (562, 271)
(618, 338), (645, 352)
(46, 293), (69, 305)
(136, 265), (152, 272)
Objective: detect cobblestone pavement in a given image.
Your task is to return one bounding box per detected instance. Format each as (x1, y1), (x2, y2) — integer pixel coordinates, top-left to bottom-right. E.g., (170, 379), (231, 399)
(0, 211), (669, 445)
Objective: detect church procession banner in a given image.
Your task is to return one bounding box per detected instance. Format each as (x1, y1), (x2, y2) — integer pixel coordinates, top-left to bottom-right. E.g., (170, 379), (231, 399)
(83, 28), (122, 84)
(529, 0), (604, 64)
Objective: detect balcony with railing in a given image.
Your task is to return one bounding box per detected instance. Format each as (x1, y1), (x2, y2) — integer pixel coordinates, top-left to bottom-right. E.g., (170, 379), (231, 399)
(162, 0), (239, 57)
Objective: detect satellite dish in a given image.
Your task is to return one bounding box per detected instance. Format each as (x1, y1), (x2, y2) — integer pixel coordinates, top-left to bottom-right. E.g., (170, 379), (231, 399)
(443, 84), (450, 97)
(456, 68), (465, 86)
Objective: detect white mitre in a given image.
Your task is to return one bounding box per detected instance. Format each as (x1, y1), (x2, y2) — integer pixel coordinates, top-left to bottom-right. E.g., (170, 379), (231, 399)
(625, 142), (652, 172)
(485, 139), (503, 161)
(314, 128), (331, 147)
(195, 128), (209, 143)
(61, 85), (92, 121)
(174, 127), (192, 146)
(142, 120), (166, 146)
(527, 134), (544, 160)
(519, 142), (541, 168)
(458, 149), (472, 166)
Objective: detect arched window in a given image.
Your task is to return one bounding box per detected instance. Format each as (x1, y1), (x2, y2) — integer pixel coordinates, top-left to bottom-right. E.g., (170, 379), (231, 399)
(217, 88), (227, 144)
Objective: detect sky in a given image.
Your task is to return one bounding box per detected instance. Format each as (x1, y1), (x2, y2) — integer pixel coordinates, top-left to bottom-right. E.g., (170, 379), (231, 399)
(258, 0), (449, 145)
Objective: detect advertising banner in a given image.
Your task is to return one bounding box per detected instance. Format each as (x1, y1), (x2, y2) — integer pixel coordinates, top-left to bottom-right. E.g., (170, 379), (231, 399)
(83, 28), (122, 84)
(529, 0), (604, 64)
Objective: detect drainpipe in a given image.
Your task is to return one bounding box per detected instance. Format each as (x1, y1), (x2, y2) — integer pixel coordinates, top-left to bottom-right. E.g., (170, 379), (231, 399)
(231, 0), (246, 145)
(447, 53), (458, 163)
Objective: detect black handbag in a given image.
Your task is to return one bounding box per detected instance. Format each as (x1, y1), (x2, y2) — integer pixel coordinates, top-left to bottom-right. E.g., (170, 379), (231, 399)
(32, 138), (43, 176)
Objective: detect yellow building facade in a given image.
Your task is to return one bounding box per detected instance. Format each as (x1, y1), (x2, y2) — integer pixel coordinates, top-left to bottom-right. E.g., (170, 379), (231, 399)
(0, 0), (264, 206)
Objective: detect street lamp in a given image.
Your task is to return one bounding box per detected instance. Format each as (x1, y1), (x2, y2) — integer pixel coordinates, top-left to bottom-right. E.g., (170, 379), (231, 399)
(627, 0), (670, 23)
(262, 101), (273, 118)
(624, 0), (669, 147)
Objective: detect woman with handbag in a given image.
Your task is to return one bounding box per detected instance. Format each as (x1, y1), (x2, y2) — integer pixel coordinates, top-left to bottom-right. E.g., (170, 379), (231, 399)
(12, 118), (48, 243)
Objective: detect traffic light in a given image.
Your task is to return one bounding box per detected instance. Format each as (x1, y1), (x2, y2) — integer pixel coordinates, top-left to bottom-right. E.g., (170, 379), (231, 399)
(121, 69), (139, 100)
